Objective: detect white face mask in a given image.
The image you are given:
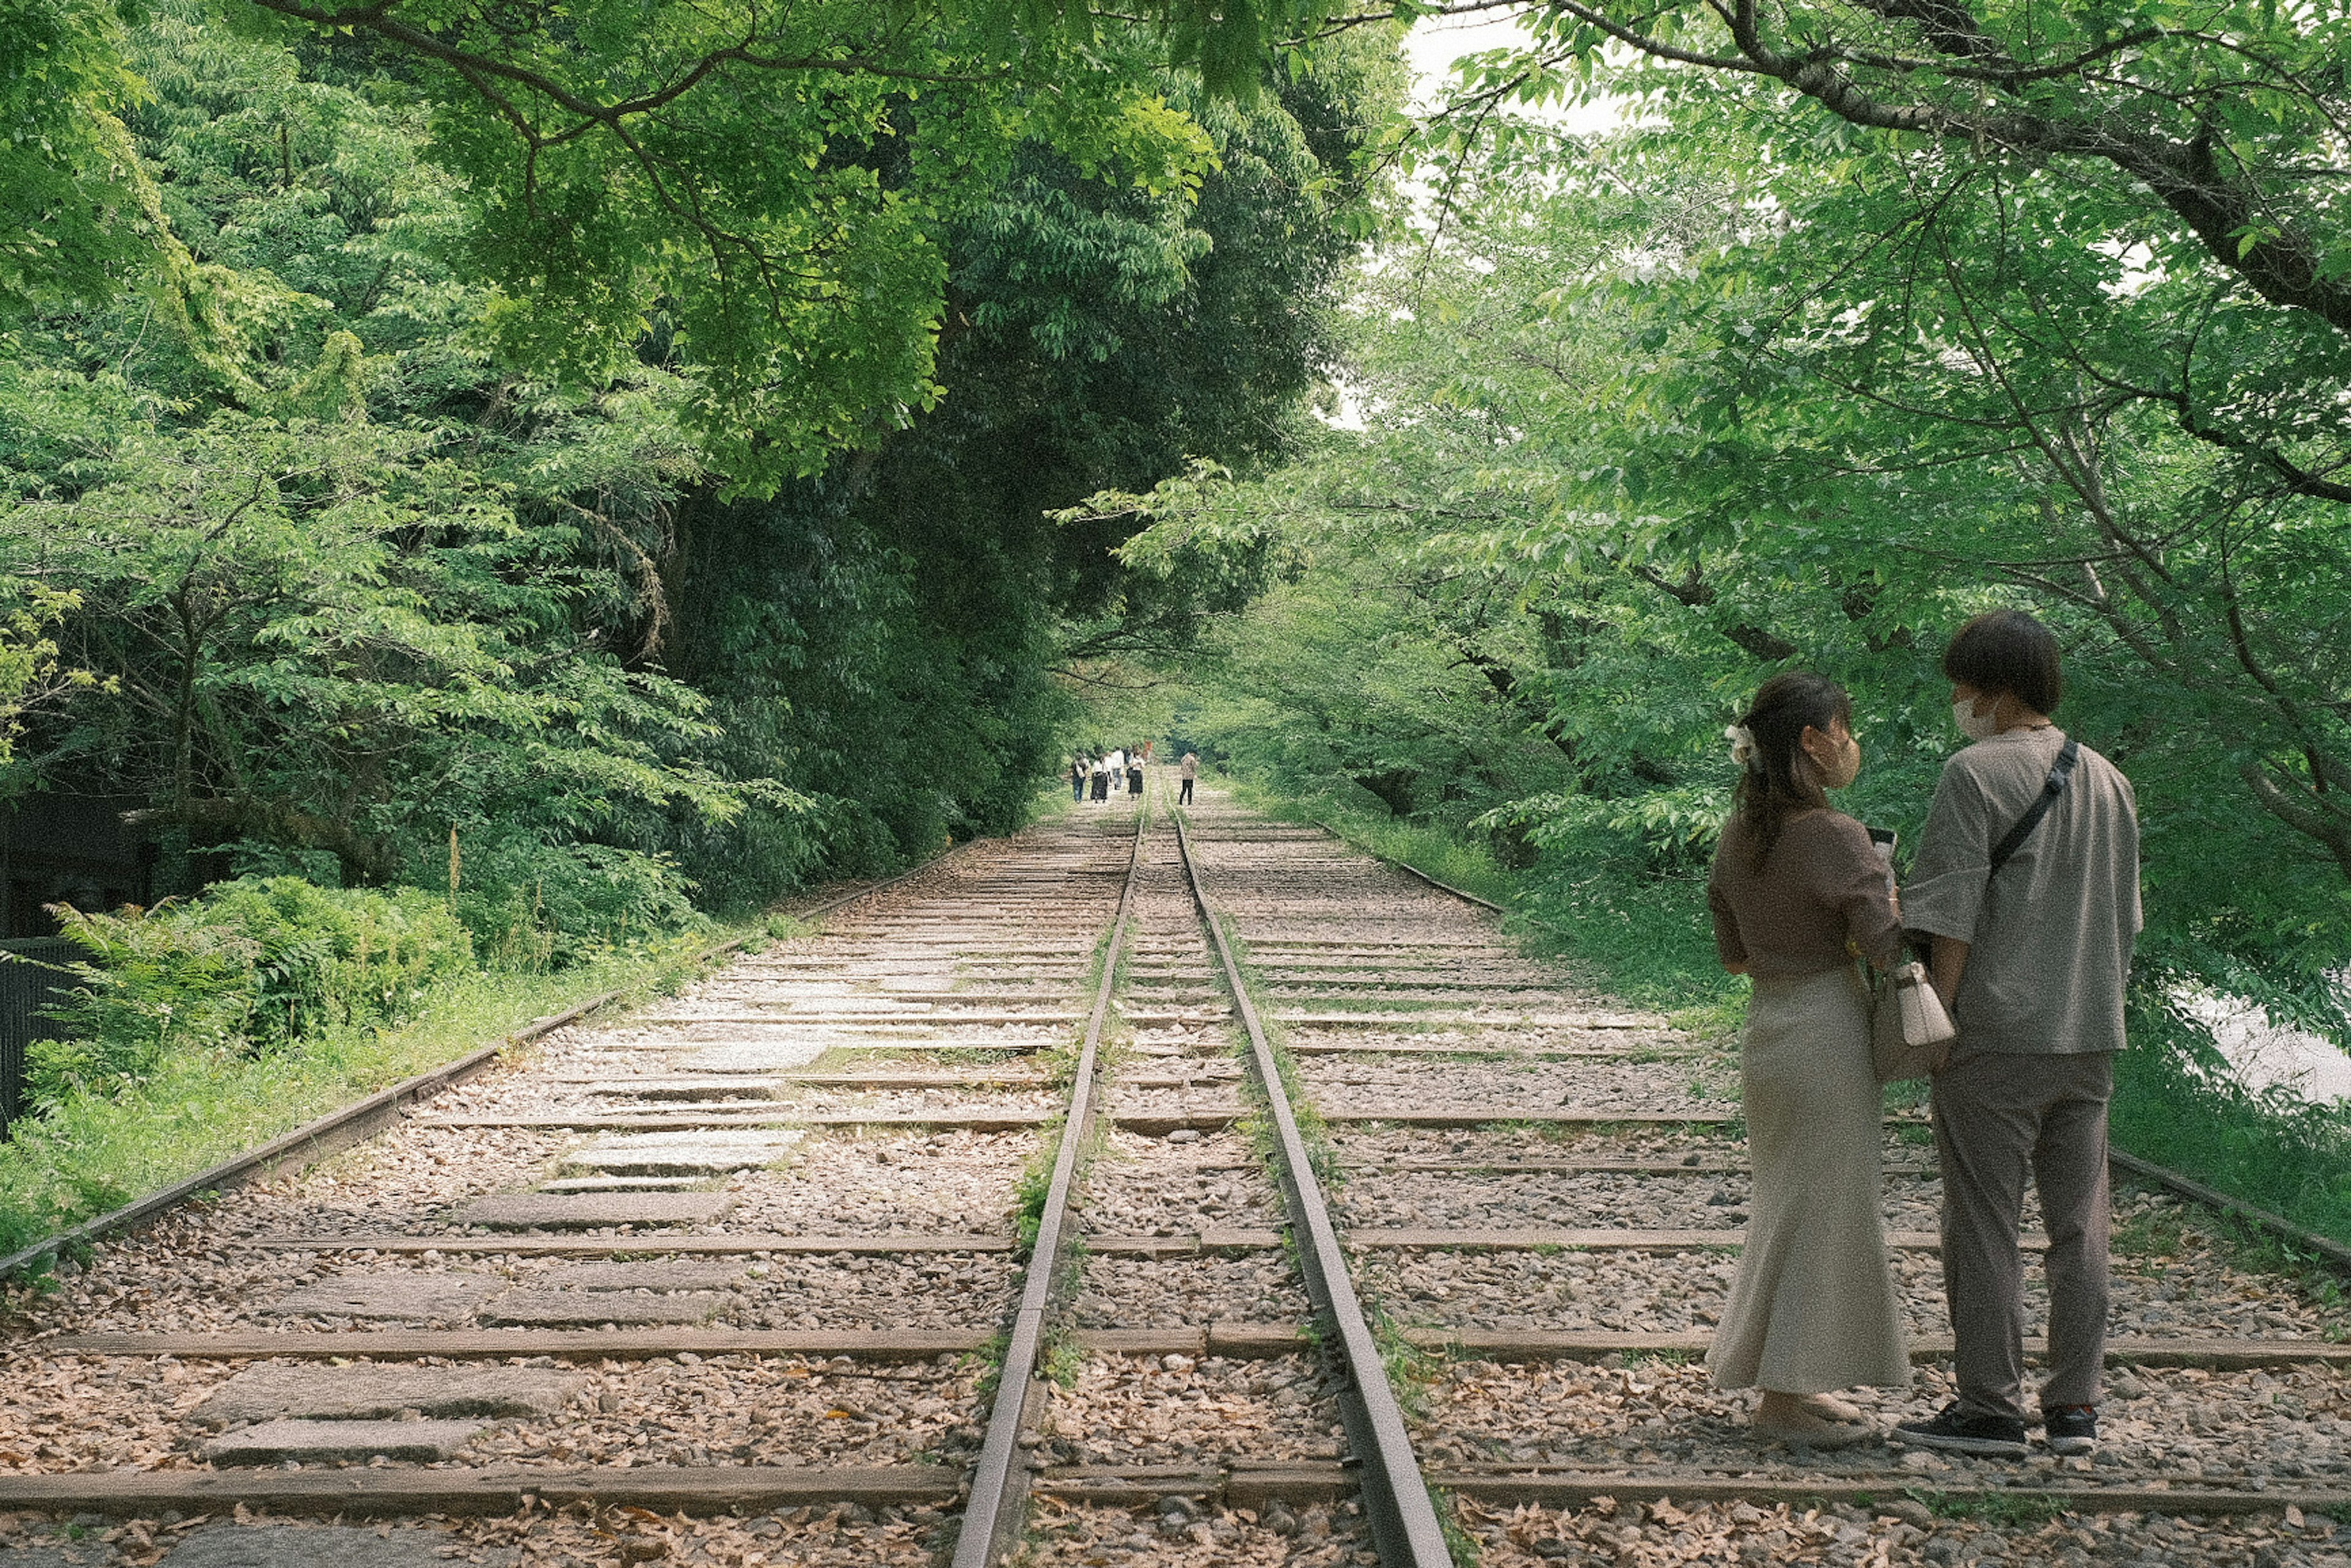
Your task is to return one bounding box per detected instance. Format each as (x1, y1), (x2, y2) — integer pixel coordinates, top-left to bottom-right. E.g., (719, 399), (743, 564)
(1953, 696), (2000, 742)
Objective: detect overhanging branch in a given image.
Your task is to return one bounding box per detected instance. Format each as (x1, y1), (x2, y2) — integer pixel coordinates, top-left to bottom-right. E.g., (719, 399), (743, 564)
(1534, 0), (2351, 337)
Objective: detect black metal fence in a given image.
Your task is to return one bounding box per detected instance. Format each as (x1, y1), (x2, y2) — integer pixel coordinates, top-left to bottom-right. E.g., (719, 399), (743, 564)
(0, 938), (80, 1141)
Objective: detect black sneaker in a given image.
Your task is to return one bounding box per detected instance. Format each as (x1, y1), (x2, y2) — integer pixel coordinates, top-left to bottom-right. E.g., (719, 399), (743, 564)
(1892, 1402), (2028, 1458)
(2042, 1404), (2098, 1456)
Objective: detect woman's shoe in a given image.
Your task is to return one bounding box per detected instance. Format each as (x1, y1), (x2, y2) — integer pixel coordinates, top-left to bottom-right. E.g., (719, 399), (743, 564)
(1750, 1399), (1873, 1449)
(1798, 1392), (1866, 1425)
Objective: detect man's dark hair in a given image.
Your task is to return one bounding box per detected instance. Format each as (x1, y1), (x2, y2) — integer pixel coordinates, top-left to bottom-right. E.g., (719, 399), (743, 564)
(1942, 610), (2063, 716)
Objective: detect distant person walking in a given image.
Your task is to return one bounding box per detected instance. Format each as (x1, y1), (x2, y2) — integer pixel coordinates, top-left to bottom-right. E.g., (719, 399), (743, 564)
(1179, 751), (1198, 805)
(1705, 672), (1910, 1446)
(1893, 611), (2140, 1461)
(1089, 754), (1109, 802)
(1070, 756), (1087, 801)
(1127, 748), (1144, 798)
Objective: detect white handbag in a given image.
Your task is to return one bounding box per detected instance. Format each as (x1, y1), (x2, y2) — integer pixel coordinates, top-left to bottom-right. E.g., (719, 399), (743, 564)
(1872, 961), (1957, 1083)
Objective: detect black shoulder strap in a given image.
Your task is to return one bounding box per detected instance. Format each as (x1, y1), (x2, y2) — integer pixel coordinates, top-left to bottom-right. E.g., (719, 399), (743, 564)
(1988, 737), (2080, 876)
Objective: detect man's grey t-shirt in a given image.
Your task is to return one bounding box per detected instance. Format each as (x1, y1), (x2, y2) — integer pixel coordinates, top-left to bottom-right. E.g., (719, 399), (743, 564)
(1902, 727), (2142, 1060)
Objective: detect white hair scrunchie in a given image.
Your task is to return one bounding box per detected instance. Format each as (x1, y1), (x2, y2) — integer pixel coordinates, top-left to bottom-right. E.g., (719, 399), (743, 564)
(1725, 723), (1763, 774)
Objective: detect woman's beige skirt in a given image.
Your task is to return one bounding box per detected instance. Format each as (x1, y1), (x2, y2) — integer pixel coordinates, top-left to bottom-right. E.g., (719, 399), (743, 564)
(1707, 965), (1910, 1393)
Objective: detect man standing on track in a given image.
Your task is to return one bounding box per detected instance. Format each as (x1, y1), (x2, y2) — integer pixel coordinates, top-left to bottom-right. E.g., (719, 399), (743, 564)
(1892, 610), (2142, 1461)
(1179, 750), (1198, 806)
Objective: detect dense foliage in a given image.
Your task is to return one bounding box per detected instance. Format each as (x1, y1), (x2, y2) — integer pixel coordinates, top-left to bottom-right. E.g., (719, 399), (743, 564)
(2, 13), (1390, 831)
(1409, 0), (2351, 889)
(6, 0), (1355, 476)
(1, 0), (1395, 1127)
(36, 876), (473, 1098)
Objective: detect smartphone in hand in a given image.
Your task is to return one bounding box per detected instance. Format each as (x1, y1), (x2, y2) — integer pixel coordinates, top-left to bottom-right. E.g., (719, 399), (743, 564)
(1867, 827), (1899, 899)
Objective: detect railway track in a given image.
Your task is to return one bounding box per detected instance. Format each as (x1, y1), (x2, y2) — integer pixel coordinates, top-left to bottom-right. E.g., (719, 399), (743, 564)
(1, 786), (2346, 1568)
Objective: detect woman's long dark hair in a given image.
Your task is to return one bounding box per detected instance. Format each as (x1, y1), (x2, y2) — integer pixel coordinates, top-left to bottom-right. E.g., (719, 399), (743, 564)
(1733, 672), (1852, 870)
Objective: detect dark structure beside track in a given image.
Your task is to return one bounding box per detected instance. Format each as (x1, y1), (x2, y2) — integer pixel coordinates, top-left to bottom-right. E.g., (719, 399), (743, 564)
(0, 936), (77, 1139)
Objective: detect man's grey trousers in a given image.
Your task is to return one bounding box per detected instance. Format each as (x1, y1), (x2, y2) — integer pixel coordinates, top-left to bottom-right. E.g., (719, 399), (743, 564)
(1930, 1051), (2114, 1420)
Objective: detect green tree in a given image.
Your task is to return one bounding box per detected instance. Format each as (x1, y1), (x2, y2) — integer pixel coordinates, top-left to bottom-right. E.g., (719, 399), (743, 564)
(1417, 0), (2351, 878)
(660, 39), (1403, 895)
(1, 0), (154, 310)
(4, 0), (1395, 923)
(0, 580), (86, 764)
(1457, 0), (2351, 334)
(1140, 125), (2350, 1037)
(184, 0), (1369, 488)
(2, 415), (768, 889)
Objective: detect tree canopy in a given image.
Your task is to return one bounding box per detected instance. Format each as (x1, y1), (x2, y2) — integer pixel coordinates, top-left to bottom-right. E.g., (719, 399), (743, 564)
(4, 0), (1400, 947)
(9, 0), (1367, 488)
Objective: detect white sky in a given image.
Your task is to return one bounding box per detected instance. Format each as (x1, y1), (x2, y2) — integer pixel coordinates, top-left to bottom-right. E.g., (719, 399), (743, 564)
(1398, 7), (1621, 133)
(1401, 7), (1534, 109)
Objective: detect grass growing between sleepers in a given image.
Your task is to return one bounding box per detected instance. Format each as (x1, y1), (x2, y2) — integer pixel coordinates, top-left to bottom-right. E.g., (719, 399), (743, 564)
(1907, 1490), (2069, 1528)
(0, 926), (746, 1267)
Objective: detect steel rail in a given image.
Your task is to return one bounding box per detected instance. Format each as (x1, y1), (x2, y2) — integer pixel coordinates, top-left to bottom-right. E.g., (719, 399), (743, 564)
(1308, 819), (1504, 913)
(953, 800), (1150, 1567)
(1171, 808), (1453, 1568)
(0, 838), (984, 1285)
(2109, 1148), (2351, 1275)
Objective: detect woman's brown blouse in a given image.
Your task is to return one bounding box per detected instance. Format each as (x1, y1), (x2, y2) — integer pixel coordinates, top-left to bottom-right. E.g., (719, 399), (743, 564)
(1707, 808), (1903, 978)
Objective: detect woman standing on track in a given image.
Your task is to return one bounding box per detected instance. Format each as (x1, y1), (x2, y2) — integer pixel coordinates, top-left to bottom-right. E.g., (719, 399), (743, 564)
(1704, 672), (1910, 1446)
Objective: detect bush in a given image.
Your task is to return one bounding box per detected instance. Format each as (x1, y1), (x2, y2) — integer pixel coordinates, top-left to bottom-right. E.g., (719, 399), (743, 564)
(29, 877), (472, 1102)
(451, 836), (703, 969)
(675, 801), (828, 918)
